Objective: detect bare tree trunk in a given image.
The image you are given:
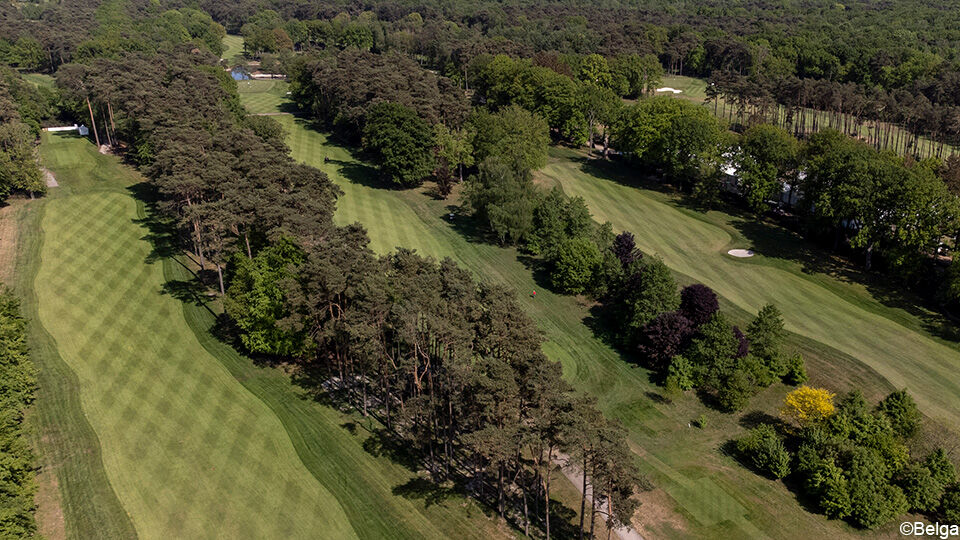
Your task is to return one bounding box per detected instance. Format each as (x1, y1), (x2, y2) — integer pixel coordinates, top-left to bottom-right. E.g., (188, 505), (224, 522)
(579, 455), (588, 540)
(606, 480), (614, 540)
(86, 96), (101, 147)
(216, 263), (225, 295)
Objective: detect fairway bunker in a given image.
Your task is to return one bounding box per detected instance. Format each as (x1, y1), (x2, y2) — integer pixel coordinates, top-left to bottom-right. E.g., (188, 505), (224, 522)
(727, 249), (755, 258)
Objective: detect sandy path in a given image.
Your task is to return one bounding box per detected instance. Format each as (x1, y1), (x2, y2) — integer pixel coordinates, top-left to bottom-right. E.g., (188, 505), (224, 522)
(556, 452), (645, 540)
(43, 168), (58, 187)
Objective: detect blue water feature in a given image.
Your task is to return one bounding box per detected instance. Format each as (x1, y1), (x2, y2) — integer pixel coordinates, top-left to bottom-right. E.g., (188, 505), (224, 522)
(230, 68), (250, 81)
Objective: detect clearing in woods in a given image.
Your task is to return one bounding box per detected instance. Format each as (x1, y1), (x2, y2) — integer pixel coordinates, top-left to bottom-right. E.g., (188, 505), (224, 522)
(23, 131), (512, 539)
(238, 79), (947, 538)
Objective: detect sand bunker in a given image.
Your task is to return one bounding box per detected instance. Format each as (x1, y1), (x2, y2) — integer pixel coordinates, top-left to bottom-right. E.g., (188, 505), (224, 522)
(727, 249), (755, 258)
(655, 87), (683, 94)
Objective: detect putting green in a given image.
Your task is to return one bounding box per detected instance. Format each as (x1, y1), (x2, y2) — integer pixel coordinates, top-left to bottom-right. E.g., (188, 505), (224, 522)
(34, 136), (358, 539)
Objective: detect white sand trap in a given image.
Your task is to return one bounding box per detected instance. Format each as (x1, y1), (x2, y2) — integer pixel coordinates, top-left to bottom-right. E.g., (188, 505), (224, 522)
(655, 87), (683, 94)
(727, 249), (755, 258)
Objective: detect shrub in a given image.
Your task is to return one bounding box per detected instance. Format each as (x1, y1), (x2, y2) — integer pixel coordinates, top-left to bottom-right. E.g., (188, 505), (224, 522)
(899, 464), (944, 513)
(715, 368), (757, 412)
(550, 236), (602, 294)
(746, 304), (786, 375)
(941, 484), (960, 523)
(667, 354), (694, 391)
(846, 448), (908, 529)
(678, 284), (718, 326)
(783, 353), (807, 385)
(781, 386), (836, 427)
(925, 449), (957, 487)
(878, 389), (921, 439)
(637, 312), (692, 371)
(736, 423), (791, 479)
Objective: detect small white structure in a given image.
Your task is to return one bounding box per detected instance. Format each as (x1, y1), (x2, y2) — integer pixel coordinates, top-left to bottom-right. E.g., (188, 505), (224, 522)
(655, 87), (683, 94)
(43, 124), (90, 136)
(44, 124), (82, 133)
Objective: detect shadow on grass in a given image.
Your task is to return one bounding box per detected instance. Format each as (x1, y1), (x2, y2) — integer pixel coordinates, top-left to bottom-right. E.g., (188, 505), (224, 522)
(123, 130), (589, 540)
(161, 279), (210, 307)
(575, 153), (960, 344)
(443, 208), (498, 246)
(128, 182), (179, 264)
(326, 158), (387, 189)
(392, 477), (460, 508)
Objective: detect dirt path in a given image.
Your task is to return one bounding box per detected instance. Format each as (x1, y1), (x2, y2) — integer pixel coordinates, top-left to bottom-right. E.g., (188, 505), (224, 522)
(0, 202), (21, 285)
(43, 168), (58, 187)
(556, 452), (645, 540)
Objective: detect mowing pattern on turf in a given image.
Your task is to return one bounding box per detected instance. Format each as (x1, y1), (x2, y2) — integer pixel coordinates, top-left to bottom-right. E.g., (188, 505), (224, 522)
(35, 192), (357, 539)
(239, 82), (903, 539)
(541, 157), (960, 426)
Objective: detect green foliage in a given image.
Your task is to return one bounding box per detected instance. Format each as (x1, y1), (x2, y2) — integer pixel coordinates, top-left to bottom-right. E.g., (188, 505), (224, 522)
(941, 484), (960, 523)
(686, 312), (737, 371)
(736, 424), (791, 479)
(694, 413), (707, 428)
(737, 124), (798, 214)
(746, 303), (787, 378)
(550, 236), (602, 294)
(877, 389), (921, 439)
(224, 238), (310, 356)
(667, 355), (694, 391)
(613, 97), (724, 186)
(846, 448), (909, 529)
(714, 367), (757, 412)
(611, 53), (663, 98)
(802, 130), (960, 273)
(527, 186), (593, 256)
(925, 449), (957, 487)
(0, 73), (45, 203)
(470, 105), (549, 174)
(612, 256), (679, 345)
(783, 353), (808, 385)
(464, 156), (537, 245)
(0, 289), (38, 538)
(472, 55), (585, 142)
(432, 123), (474, 195)
(362, 102), (436, 187)
(899, 464), (944, 513)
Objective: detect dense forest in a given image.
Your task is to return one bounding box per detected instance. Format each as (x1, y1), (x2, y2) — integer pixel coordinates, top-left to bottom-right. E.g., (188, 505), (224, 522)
(5, 0), (960, 534)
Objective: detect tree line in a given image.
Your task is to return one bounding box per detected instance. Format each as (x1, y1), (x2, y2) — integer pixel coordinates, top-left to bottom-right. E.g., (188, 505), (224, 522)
(9, 0), (960, 158)
(189, 0), (960, 159)
(611, 97), (960, 298)
(0, 66), (48, 203)
(740, 386), (960, 530)
(0, 289), (39, 538)
(60, 46), (644, 539)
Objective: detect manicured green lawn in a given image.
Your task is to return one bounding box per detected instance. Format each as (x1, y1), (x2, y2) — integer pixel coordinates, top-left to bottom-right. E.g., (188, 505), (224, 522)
(658, 75), (709, 100)
(28, 130), (514, 540)
(238, 79), (290, 115)
(21, 72), (56, 89)
(541, 150), (960, 429)
(33, 133), (358, 539)
(222, 34), (244, 63)
(238, 80), (908, 538)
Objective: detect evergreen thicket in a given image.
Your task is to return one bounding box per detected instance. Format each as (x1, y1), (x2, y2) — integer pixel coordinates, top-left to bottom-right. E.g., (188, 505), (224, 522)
(0, 290), (39, 538)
